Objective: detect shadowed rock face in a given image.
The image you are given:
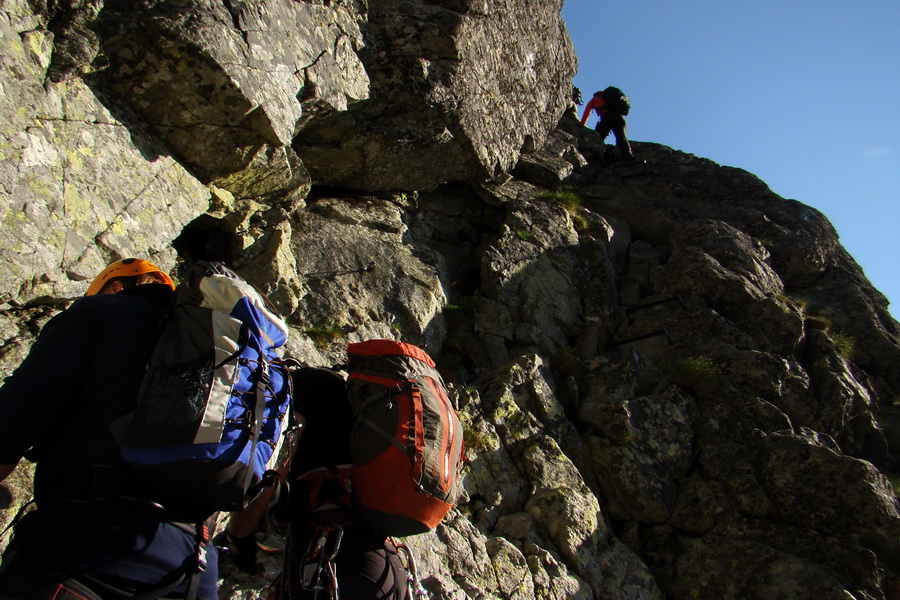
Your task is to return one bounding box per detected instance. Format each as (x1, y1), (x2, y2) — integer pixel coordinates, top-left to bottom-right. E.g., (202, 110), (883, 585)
(2, 2), (900, 600)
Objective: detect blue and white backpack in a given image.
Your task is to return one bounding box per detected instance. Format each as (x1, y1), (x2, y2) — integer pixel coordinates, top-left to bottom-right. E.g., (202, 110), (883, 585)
(115, 261), (292, 513)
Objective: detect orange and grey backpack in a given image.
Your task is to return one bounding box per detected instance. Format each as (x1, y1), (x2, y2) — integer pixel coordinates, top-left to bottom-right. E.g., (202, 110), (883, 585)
(345, 339), (464, 536)
(292, 339), (464, 538)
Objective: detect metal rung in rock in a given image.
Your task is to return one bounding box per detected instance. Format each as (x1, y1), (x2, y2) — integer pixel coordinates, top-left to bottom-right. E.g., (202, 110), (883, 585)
(624, 295), (685, 324)
(625, 295), (685, 314)
(612, 328), (672, 347)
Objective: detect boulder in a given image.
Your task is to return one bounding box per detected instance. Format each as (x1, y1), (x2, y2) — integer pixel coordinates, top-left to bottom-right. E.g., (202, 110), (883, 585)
(293, 0), (577, 191)
(0, 5), (208, 306)
(480, 195), (584, 355)
(92, 0), (368, 199)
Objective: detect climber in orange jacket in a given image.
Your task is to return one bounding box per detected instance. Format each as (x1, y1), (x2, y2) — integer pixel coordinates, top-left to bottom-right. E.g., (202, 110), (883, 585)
(581, 87), (634, 162)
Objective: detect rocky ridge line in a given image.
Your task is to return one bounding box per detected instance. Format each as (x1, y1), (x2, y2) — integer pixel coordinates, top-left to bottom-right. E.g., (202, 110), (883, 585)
(1, 2), (898, 599)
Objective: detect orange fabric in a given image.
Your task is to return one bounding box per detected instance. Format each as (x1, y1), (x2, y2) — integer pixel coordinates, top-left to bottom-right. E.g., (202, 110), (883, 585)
(297, 465), (353, 511)
(580, 95), (607, 125)
(348, 372), (408, 389)
(411, 386), (425, 479)
(346, 339), (436, 368)
(345, 338), (460, 534)
(353, 446), (452, 529)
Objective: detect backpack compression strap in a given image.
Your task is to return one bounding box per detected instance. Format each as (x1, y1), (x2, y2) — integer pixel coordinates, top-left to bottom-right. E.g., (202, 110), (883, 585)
(241, 353), (282, 504)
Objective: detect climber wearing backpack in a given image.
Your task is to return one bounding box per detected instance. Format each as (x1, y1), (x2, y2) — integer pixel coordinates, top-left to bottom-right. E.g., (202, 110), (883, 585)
(580, 86), (634, 162)
(226, 339), (465, 599)
(227, 364), (413, 599)
(0, 259), (219, 600)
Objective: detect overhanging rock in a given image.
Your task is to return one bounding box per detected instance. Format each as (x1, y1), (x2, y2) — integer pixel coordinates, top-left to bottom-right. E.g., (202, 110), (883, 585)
(294, 0), (577, 191)
(0, 10), (208, 306)
(92, 0), (368, 199)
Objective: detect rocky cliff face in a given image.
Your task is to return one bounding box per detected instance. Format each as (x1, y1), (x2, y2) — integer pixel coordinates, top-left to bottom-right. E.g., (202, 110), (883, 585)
(2, 1), (899, 599)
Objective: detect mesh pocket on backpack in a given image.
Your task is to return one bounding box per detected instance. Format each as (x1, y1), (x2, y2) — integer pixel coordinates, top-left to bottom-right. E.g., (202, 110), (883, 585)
(141, 356), (214, 432)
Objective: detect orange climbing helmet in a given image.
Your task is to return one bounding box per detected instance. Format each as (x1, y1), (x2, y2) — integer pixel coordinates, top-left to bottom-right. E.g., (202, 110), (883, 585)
(85, 258), (175, 296)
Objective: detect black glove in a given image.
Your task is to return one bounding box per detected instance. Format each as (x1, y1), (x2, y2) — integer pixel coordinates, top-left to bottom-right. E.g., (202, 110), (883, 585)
(227, 531), (261, 576)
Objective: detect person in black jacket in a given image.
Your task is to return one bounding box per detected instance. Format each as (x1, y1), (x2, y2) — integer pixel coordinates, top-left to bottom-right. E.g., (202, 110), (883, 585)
(0, 258), (219, 600)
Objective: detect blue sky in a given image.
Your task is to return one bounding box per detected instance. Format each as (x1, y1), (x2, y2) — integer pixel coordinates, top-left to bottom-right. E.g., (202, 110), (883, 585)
(561, 0), (900, 319)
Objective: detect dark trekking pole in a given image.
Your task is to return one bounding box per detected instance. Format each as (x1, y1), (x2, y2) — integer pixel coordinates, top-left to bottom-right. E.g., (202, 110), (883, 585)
(304, 262), (376, 280)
